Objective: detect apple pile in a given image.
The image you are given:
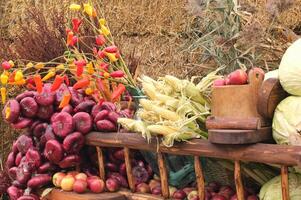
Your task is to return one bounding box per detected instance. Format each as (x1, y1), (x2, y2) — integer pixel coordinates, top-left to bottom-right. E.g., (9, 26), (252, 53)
(213, 67), (265, 86)
(2, 83), (133, 199)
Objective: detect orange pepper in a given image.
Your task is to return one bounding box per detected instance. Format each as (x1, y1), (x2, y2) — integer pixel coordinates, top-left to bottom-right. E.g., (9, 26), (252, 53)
(111, 83), (126, 102)
(73, 78), (90, 90)
(59, 93), (71, 108)
(51, 75), (64, 92)
(34, 75), (43, 93)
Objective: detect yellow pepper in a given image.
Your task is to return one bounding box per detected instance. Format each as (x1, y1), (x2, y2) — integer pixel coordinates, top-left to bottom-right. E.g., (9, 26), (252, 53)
(83, 3), (94, 17)
(1, 87), (6, 104)
(85, 87), (94, 95)
(105, 52), (118, 62)
(56, 64), (65, 70)
(87, 62), (95, 74)
(42, 71), (56, 81)
(0, 73), (9, 85)
(69, 3), (81, 11)
(26, 62), (34, 68)
(14, 70), (24, 82)
(103, 72), (110, 79)
(99, 18), (106, 26)
(13, 79), (26, 85)
(35, 62), (45, 69)
(100, 25), (110, 36)
(8, 60), (14, 68)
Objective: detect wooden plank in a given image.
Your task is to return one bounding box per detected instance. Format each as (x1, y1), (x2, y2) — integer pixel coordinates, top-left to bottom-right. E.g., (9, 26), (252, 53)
(206, 116), (261, 130)
(281, 166), (290, 200)
(96, 147), (105, 180)
(194, 156), (205, 200)
(208, 127), (272, 144)
(86, 132), (301, 166)
(157, 152), (169, 198)
(124, 147), (135, 192)
(118, 190), (164, 200)
(234, 161), (245, 200)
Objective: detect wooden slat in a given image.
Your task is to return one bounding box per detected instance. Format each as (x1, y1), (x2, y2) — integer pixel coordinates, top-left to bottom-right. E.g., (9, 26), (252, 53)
(124, 147), (135, 192)
(86, 132), (301, 166)
(234, 161), (245, 200)
(194, 156), (205, 200)
(96, 146), (105, 180)
(281, 166), (290, 200)
(157, 152), (169, 198)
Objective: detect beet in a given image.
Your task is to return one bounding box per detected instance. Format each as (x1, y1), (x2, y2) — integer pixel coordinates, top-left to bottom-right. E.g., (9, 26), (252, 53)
(93, 110), (109, 123)
(11, 117), (33, 129)
(33, 123), (48, 138)
(107, 111), (120, 125)
(74, 100), (96, 113)
(91, 103), (104, 118)
(27, 174), (51, 189)
(40, 125), (56, 147)
(100, 102), (116, 111)
(61, 104), (73, 114)
(16, 91), (36, 102)
(69, 87), (84, 106)
(52, 112), (74, 137)
(15, 152), (23, 166)
(25, 149), (41, 169)
(7, 186), (23, 200)
(20, 97), (38, 118)
(2, 100), (20, 123)
(72, 112), (92, 134)
(44, 140), (64, 164)
(59, 154), (80, 168)
(16, 135), (33, 154)
(36, 105), (54, 120)
(34, 83), (55, 106)
(63, 131), (85, 153)
(132, 166), (149, 184)
(96, 119), (116, 132)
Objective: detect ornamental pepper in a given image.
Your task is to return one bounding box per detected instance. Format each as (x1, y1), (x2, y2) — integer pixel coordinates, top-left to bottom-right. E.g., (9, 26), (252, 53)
(110, 70), (125, 78)
(1, 87), (6, 104)
(96, 35), (106, 46)
(35, 62), (45, 69)
(104, 45), (118, 53)
(51, 75), (64, 92)
(99, 18), (106, 26)
(72, 18), (82, 33)
(2, 61), (11, 70)
(67, 31), (74, 46)
(86, 62), (95, 74)
(73, 78), (90, 90)
(56, 64), (65, 70)
(0, 73), (8, 85)
(69, 3), (81, 11)
(26, 76), (35, 85)
(64, 75), (70, 86)
(74, 59), (87, 77)
(66, 28), (72, 34)
(93, 47), (98, 56)
(42, 71), (56, 81)
(26, 83), (36, 90)
(8, 60), (14, 67)
(26, 62), (34, 68)
(14, 70), (24, 82)
(59, 93), (71, 108)
(83, 3), (94, 17)
(9, 71), (16, 83)
(100, 25), (110, 36)
(99, 63), (109, 71)
(97, 50), (106, 59)
(103, 72), (110, 79)
(111, 83), (126, 102)
(105, 52), (118, 62)
(13, 79), (26, 85)
(34, 74), (43, 93)
(85, 87), (94, 95)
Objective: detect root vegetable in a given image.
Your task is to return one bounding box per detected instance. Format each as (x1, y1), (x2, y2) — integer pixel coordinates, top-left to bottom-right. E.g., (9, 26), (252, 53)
(27, 174), (51, 189)
(59, 154), (80, 168)
(15, 152), (23, 166)
(93, 110), (109, 123)
(105, 162), (118, 172)
(38, 162), (56, 173)
(12, 141), (19, 154)
(55, 84), (69, 103)
(25, 149), (41, 169)
(52, 112), (74, 137)
(40, 125), (56, 147)
(106, 178), (120, 192)
(16, 165), (31, 184)
(34, 83), (55, 106)
(96, 119), (116, 132)
(20, 97), (38, 118)
(6, 152), (15, 169)
(91, 103), (104, 118)
(114, 149), (125, 161)
(69, 87), (84, 106)
(107, 111), (120, 124)
(74, 100), (96, 113)
(72, 112), (92, 134)
(2, 100), (20, 123)
(16, 91), (35, 102)
(61, 104), (73, 114)
(63, 131), (85, 153)
(33, 123), (48, 138)
(17, 194), (39, 200)
(100, 102), (116, 112)
(36, 105), (54, 120)
(211, 194), (227, 200)
(16, 135), (33, 154)
(7, 186), (23, 200)
(11, 118), (33, 129)
(107, 172), (128, 188)
(44, 140), (63, 164)
(9, 167), (18, 180)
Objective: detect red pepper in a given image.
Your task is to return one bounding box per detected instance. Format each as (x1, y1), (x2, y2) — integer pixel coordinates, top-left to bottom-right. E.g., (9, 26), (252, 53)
(110, 70), (125, 78)
(111, 83), (126, 102)
(115, 52), (121, 58)
(72, 18), (82, 33)
(34, 75), (43, 93)
(104, 45), (118, 53)
(97, 50), (106, 59)
(93, 47), (98, 56)
(72, 36), (78, 45)
(8, 71), (16, 83)
(99, 63), (109, 71)
(74, 60), (86, 77)
(26, 76), (35, 85)
(66, 28), (72, 34)
(73, 78), (90, 90)
(96, 78), (105, 91)
(64, 75), (70, 86)
(51, 75), (64, 92)
(96, 35), (106, 46)
(26, 83), (36, 90)
(2, 61), (11, 70)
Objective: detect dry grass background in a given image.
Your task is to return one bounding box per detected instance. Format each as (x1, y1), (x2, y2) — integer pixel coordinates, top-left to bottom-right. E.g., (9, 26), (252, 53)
(0, 0), (301, 170)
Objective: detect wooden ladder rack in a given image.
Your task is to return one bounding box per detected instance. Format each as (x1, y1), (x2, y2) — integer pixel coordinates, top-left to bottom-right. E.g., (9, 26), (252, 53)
(86, 132), (301, 200)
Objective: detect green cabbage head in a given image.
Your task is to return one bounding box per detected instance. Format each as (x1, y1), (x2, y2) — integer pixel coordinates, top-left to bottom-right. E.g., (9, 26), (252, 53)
(260, 173), (301, 200)
(272, 96), (301, 145)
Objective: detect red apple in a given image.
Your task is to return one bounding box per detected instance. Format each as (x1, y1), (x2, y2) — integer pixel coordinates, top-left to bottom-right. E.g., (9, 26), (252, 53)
(173, 190), (187, 200)
(227, 69), (248, 85)
(136, 183), (151, 193)
(73, 179), (87, 193)
(213, 78), (226, 87)
(106, 178), (120, 192)
(75, 173), (88, 181)
(88, 178), (105, 193)
(249, 67), (265, 79)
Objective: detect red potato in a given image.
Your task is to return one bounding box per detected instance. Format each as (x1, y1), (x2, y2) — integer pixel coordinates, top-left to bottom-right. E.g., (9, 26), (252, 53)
(61, 104), (73, 114)
(59, 154), (80, 168)
(7, 186), (23, 200)
(12, 141), (19, 154)
(34, 83), (55, 106)
(25, 149), (41, 169)
(38, 162), (56, 173)
(226, 69), (248, 85)
(69, 87), (84, 106)
(20, 97), (38, 118)
(44, 140), (64, 164)
(30, 120), (42, 132)
(16, 135), (33, 154)
(63, 131), (85, 153)
(36, 105), (54, 120)
(16, 91), (36, 102)
(33, 123), (48, 138)
(52, 112), (74, 137)
(27, 174), (51, 189)
(107, 111), (120, 125)
(9, 166), (18, 180)
(50, 112), (59, 124)
(11, 118), (33, 129)
(107, 172), (129, 188)
(91, 103), (104, 118)
(6, 152), (15, 169)
(15, 152), (23, 166)
(12, 180), (25, 189)
(40, 125), (56, 148)
(2, 100), (20, 123)
(100, 102), (116, 112)
(74, 100), (96, 113)
(106, 178), (120, 192)
(72, 112), (92, 135)
(93, 110), (109, 123)
(96, 119), (116, 132)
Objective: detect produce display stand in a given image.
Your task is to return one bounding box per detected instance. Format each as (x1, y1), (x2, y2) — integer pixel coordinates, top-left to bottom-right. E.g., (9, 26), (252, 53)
(46, 132), (301, 200)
